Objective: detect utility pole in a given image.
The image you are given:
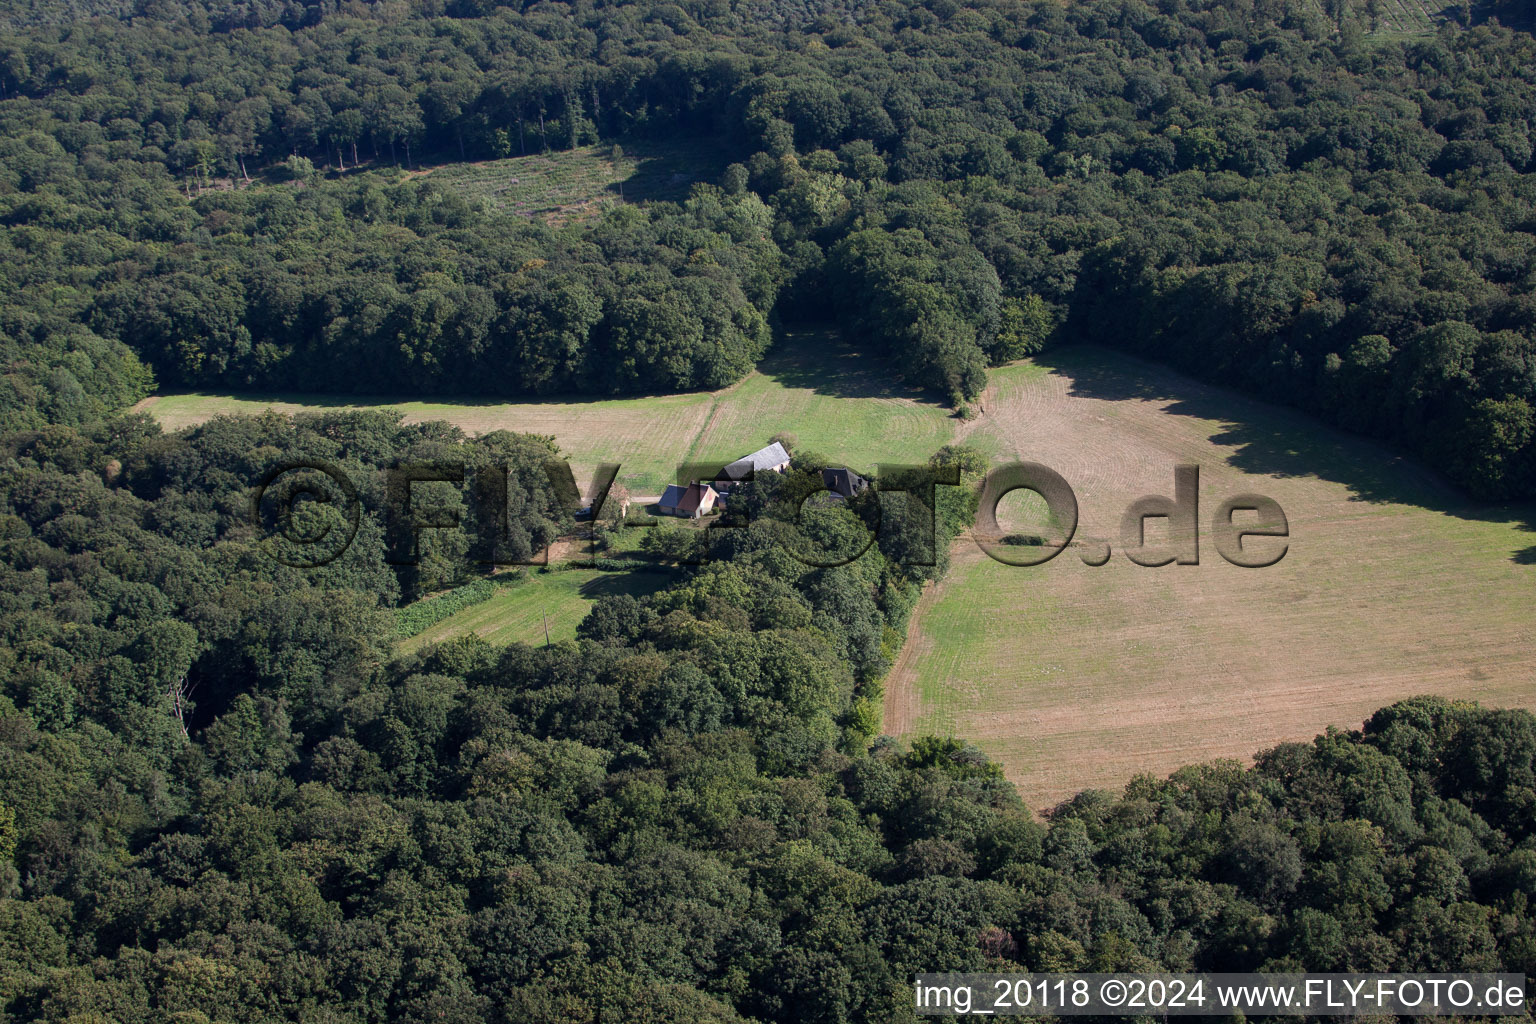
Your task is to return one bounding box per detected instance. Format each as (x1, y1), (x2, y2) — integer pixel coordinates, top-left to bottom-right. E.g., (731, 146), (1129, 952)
(543, 610), (550, 647)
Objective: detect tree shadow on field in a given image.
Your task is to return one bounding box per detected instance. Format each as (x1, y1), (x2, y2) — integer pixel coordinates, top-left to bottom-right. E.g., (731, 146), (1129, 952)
(608, 137), (731, 205)
(576, 570), (672, 601)
(759, 326), (950, 407)
(1041, 343), (1536, 564)
(156, 382), (720, 423)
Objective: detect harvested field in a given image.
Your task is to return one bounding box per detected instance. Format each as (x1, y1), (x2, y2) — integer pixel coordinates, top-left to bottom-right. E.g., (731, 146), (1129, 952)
(888, 347), (1536, 810)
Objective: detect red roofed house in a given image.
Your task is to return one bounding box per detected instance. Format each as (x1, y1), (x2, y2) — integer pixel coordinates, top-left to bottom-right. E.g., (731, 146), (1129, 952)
(657, 481), (720, 519)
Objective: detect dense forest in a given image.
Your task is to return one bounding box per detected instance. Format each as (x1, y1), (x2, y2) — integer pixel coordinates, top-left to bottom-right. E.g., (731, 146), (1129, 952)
(4, 414), (1536, 1022)
(3, 0), (1536, 1019)
(0, 0), (1534, 493)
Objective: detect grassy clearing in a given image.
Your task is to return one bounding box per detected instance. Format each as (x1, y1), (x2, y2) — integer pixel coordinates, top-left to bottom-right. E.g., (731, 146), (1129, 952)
(139, 389), (719, 495)
(595, 526), (663, 556)
(135, 327), (961, 494)
(888, 346), (1536, 810)
(136, 335), (1536, 807)
(418, 139), (724, 223)
(397, 568), (671, 654)
(685, 327), (959, 476)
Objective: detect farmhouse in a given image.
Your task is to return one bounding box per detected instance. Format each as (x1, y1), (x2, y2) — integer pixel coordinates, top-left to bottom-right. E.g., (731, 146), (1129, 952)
(821, 467), (868, 500)
(657, 481), (720, 519)
(718, 441), (791, 488)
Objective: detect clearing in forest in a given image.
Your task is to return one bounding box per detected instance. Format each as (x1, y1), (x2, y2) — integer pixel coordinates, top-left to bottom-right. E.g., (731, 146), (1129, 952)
(134, 327), (958, 495)
(136, 336), (1536, 808)
(889, 347), (1536, 810)
(397, 568), (671, 654)
(418, 139), (725, 222)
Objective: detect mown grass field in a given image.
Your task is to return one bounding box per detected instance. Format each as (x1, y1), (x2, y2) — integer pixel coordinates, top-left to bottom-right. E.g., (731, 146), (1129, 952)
(397, 568), (671, 654)
(887, 347), (1536, 809)
(135, 327), (961, 495)
(141, 388), (721, 496)
(138, 334), (1536, 807)
(686, 327), (963, 479)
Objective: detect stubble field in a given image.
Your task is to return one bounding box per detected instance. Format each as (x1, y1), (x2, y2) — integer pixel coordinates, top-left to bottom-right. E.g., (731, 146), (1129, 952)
(888, 348), (1536, 809)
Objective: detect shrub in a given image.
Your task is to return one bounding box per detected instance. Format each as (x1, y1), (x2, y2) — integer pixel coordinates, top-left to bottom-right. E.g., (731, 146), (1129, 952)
(395, 576), (514, 637)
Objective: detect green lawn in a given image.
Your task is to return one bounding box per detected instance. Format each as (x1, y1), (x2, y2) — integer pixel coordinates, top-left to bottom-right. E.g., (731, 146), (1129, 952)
(596, 525), (664, 556)
(397, 568), (672, 654)
(681, 327), (965, 478)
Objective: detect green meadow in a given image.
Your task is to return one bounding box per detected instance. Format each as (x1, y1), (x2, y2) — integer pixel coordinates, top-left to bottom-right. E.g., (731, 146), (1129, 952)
(137, 327), (966, 494)
(397, 568), (671, 654)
